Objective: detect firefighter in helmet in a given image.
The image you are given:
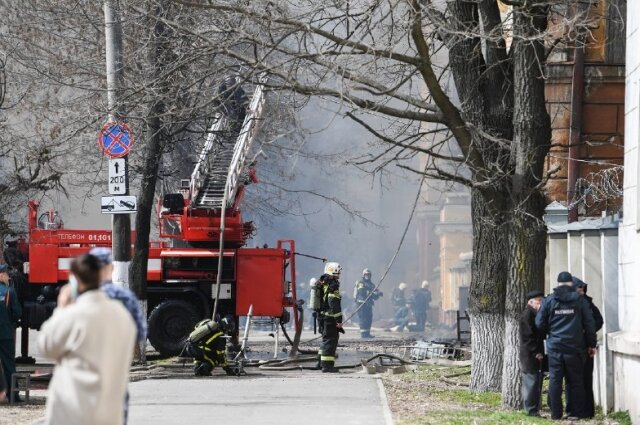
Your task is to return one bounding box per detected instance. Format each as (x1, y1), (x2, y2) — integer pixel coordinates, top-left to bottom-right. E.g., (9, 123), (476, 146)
(317, 262), (344, 373)
(354, 268), (382, 338)
(186, 316), (235, 376)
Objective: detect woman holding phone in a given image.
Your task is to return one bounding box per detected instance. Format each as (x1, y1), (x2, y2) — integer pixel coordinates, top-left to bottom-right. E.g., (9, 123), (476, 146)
(35, 254), (136, 425)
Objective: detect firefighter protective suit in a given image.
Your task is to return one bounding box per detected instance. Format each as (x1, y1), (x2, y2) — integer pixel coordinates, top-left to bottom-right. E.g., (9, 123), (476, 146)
(318, 275), (342, 373)
(185, 319), (230, 376)
(354, 271), (381, 338)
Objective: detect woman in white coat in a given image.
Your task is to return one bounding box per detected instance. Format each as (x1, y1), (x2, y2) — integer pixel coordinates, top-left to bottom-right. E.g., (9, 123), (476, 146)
(37, 254), (136, 425)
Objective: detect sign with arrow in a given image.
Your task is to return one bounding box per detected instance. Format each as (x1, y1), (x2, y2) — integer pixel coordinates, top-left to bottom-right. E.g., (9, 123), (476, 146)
(101, 195), (137, 214)
(108, 158), (127, 195)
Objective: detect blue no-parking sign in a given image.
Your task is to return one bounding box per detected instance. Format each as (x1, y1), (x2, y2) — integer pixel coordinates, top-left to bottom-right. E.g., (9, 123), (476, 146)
(98, 122), (134, 158)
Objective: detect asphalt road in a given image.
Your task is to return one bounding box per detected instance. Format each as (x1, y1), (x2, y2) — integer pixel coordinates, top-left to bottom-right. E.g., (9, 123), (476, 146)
(128, 372), (394, 425)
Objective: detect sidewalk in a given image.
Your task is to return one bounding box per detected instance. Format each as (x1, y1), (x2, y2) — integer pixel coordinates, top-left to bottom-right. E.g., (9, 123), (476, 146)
(128, 372), (394, 425)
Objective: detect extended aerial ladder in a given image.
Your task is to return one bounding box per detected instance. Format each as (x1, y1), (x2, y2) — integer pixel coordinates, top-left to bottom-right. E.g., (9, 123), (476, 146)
(160, 76), (266, 247)
(189, 76), (265, 210)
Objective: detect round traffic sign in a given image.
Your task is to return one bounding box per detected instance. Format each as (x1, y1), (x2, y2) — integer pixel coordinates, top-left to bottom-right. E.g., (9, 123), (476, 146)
(98, 122), (134, 158)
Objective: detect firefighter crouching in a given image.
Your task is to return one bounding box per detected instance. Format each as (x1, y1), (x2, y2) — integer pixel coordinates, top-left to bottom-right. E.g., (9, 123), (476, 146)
(184, 317), (235, 376)
(314, 262), (344, 373)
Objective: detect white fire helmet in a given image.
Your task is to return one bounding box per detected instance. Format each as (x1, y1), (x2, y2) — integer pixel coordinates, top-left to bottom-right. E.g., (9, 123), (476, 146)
(421, 280), (429, 289)
(309, 277), (317, 286)
(362, 268), (372, 277)
(324, 262), (342, 277)
(399, 282), (407, 290)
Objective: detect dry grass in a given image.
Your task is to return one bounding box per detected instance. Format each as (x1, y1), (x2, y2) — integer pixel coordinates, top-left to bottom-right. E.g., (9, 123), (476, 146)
(382, 365), (631, 425)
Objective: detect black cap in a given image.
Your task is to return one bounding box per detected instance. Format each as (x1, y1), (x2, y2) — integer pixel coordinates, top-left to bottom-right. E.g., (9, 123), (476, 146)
(572, 276), (587, 289)
(526, 290), (544, 300)
(557, 271), (573, 283)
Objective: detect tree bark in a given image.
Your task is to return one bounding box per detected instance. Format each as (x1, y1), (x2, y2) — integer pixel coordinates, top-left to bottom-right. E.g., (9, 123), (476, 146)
(468, 189), (508, 392)
(502, 193), (547, 406)
(445, 0), (513, 393)
(501, 4), (551, 408)
(129, 0), (170, 303)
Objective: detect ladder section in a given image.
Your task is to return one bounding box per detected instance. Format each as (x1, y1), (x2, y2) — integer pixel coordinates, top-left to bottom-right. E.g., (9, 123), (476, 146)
(225, 77), (266, 207)
(191, 77), (266, 209)
(189, 114), (227, 207)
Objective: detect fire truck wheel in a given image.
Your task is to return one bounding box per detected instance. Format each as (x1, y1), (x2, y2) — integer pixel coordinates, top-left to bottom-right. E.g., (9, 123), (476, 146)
(148, 300), (199, 357)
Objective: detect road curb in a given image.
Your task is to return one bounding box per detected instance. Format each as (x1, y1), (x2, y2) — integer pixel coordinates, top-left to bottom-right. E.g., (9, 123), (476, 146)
(377, 377), (395, 425)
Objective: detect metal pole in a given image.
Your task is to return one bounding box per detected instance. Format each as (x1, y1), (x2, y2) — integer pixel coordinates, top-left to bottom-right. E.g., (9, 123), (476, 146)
(212, 185), (228, 320)
(567, 41), (585, 223)
(104, 0), (131, 285)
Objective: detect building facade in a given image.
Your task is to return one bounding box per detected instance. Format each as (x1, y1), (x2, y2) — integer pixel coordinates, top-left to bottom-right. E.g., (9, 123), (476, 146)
(611, 0), (640, 421)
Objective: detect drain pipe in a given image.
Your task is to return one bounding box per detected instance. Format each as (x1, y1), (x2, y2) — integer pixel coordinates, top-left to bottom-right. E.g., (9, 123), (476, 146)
(567, 38), (586, 223)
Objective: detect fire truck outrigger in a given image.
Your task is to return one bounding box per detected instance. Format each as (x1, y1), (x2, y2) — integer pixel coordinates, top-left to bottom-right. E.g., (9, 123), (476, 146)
(16, 77), (298, 357)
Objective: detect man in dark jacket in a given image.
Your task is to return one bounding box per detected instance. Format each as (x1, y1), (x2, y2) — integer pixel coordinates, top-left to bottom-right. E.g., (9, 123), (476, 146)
(520, 290), (545, 416)
(567, 276), (603, 418)
(536, 271), (597, 420)
(0, 264), (22, 402)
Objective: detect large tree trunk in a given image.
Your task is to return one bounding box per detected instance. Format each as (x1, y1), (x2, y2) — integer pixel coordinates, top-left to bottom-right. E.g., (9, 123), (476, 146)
(445, 0), (514, 393)
(501, 4), (551, 408)
(469, 189), (508, 392)
(129, 1), (170, 361)
(502, 194), (547, 406)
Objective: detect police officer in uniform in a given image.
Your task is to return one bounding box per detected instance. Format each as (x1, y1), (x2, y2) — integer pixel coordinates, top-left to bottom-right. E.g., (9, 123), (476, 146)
(536, 271), (597, 420)
(353, 268), (382, 339)
(0, 264), (22, 402)
(318, 262), (343, 373)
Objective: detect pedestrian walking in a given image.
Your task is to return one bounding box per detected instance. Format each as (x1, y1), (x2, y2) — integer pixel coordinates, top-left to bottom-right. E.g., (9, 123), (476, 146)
(317, 262), (344, 373)
(536, 271), (597, 420)
(353, 268), (382, 338)
(567, 276), (603, 419)
(37, 254), (136, 425)
(520, 290), (545, 417)
(0, 264), (21, 403)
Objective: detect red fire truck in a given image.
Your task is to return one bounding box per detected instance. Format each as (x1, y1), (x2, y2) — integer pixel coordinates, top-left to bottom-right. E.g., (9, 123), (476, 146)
(16, 78), (298, 357)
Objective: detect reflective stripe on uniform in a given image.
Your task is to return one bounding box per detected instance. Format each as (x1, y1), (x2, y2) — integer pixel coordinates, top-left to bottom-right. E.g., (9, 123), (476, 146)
(206, 331), (223, 345)
(320, 355), (335, 361)
(322, 312), (343, 318)
(328, 293), (341, 299)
